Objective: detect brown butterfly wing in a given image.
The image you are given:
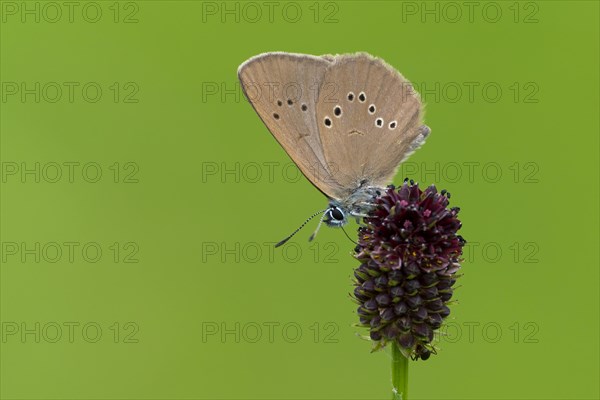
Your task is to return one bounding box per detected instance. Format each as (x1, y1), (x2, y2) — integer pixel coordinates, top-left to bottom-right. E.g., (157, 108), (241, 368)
(314, 53), (429, 198)
(238, 52), (346, 199)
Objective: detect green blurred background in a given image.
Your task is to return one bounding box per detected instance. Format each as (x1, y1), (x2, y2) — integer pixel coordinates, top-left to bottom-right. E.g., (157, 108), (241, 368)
(1, 1), (598, 399)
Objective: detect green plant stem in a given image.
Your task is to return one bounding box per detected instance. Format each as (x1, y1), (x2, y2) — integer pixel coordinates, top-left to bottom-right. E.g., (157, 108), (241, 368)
(391, 342), (409, 400)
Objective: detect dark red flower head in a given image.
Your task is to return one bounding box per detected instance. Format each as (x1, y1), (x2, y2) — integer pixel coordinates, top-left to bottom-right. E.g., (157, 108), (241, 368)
(353, 180), (465, 360)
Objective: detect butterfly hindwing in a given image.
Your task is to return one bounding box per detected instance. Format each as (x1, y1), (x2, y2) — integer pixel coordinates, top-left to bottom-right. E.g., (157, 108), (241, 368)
(314, 53), (428, 195)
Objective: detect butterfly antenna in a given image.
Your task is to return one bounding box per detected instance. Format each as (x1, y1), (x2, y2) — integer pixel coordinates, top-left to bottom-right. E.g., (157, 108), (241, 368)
(275, 208), (329, 248)
(308, 211), (329, 242)
(340, 225), (358, 245)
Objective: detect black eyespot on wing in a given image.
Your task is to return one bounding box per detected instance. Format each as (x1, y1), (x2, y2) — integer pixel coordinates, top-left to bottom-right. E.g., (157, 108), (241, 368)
(273, 113), (280, 120)
(301, 104), (308, 111)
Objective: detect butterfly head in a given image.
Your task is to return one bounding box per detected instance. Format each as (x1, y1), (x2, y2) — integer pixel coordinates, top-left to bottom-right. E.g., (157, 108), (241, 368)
(324, 205), (347, 227)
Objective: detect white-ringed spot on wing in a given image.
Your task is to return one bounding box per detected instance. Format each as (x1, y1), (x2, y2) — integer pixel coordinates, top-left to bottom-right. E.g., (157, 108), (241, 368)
(334, 105), (342, 117)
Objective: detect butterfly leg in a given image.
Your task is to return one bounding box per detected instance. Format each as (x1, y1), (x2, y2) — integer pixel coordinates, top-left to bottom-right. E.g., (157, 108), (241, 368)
(357, 201), (377, 208)
(353, 215), (372, 227)
(350, 211), (370, 218)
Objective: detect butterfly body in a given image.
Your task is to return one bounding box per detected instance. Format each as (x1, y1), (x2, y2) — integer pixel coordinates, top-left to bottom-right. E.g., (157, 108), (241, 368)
(324, 183), (381, 226)
(238, 52), (429, 240)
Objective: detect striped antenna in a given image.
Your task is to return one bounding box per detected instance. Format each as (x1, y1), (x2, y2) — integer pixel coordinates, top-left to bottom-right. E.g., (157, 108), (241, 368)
(275, 208), (329, 247)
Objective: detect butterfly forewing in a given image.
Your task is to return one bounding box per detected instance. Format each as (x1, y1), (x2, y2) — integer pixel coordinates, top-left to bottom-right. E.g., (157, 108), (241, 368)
(237, 52), (345, 199)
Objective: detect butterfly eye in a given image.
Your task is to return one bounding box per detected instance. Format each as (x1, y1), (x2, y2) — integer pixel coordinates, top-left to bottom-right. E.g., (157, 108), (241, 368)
(330, 207), (344, 221)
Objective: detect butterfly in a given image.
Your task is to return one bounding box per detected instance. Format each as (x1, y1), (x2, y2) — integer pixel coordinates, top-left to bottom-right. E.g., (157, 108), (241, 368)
(238, 52), (429, 246)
